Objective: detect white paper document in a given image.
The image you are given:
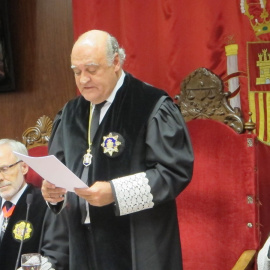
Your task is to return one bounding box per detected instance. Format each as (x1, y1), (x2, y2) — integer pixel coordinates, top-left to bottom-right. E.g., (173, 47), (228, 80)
(13, 152), (88, 192)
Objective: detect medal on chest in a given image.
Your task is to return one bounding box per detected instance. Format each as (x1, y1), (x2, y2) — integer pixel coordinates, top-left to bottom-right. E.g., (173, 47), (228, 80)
(83, 149), (92, 167)
(1, 203), (15, 234)
(83, 102), (105, 166)
(1, 218), (8, 233)
(83, 103), (93, 166)
(12, 220), (34, 241)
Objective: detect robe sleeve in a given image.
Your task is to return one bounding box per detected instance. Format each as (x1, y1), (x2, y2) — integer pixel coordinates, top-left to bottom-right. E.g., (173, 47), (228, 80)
(111, 97), (194, 215)
(40, 208), (69, 270)
(47, 107), (66, 214)
(48, 106), (66, 164)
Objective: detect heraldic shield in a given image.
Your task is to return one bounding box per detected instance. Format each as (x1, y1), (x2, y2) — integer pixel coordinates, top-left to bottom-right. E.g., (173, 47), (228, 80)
(248, 41), (270, 145)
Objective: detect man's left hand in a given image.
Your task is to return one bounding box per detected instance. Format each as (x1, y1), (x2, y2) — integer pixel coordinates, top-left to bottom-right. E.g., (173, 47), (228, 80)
(74, 181), (114, 206)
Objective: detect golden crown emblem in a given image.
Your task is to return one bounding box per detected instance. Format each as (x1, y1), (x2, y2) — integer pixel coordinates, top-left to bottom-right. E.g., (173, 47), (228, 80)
(240, 0), (270, 36)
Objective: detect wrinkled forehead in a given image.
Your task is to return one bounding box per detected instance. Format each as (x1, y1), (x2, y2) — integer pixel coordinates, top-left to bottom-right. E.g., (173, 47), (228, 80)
(0, 144), (16, 165)
(71, 41), (107, 66)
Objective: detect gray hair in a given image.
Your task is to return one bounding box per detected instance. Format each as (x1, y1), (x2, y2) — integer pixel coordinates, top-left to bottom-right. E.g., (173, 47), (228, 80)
(106, 34), (126, 66)
(0, 139), (28, 160)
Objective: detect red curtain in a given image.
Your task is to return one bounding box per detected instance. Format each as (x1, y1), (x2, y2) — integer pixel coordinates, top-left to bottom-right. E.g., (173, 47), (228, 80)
(72, 0), (268, 121)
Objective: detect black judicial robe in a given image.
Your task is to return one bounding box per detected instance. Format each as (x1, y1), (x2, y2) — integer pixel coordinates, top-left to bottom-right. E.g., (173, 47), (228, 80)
(49, 73), (194, 270)
(0, 185), (69, 270)
(0, 185), (46, 270)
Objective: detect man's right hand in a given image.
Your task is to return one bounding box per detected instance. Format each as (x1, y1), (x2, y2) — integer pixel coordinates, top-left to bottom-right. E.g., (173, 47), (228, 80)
(41, 180), (66, 203)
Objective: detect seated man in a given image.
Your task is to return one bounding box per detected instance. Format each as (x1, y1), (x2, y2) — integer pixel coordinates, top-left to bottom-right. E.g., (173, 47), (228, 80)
(0, 139), (68, 270)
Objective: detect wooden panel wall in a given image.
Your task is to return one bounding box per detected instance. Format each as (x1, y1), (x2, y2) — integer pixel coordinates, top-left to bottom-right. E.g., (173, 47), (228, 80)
(0, 0), (76, 141)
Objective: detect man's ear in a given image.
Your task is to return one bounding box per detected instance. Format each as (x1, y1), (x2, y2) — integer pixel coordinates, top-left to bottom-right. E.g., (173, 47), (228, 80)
(113, 53), (121, 72)
(21, 162), (29, 176)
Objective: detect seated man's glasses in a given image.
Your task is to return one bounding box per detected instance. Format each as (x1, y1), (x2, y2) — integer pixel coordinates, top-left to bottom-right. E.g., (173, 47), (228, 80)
(0, 160), (22, 175)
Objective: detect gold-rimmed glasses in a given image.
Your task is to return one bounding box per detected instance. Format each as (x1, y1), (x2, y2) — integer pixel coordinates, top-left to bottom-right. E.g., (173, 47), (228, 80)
(0, 160), (22, 175)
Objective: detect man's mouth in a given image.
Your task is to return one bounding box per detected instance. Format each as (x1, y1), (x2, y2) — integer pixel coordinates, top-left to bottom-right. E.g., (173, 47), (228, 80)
(0, 184), (10, 190)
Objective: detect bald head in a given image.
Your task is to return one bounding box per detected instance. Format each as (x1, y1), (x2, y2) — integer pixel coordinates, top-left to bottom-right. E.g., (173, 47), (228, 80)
(70, 30), (125, 103)
(72, 30), (108, 60)
(76, 30), (108, 47)
(72, 30), (126, 67)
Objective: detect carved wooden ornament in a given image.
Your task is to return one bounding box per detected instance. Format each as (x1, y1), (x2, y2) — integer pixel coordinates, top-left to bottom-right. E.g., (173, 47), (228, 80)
(176, 67), (244, 133)
(22, 115), (53, 149)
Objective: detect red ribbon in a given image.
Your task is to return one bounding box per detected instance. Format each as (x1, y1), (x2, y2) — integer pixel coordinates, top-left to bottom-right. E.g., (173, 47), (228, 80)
(222, 71), (247, 100)
(2, 205), (15, 218)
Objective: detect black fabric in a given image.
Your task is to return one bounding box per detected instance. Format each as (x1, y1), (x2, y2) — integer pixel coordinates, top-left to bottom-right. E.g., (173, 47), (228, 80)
(40, 207), (69, 270)
(0, 186), (69, 270)
(0, 201), (13, 242)
(80, 101), (106, 223)
(90, 101), (106, 142)
(49, 74), (167, 180)
(89, 77), (167, 183)
(3, 201), (12, 211)
(0, 185), (47, 270)
(80, 166), (89, 223)
(48, 72), (193, 270)
(85, 76), (166, 270)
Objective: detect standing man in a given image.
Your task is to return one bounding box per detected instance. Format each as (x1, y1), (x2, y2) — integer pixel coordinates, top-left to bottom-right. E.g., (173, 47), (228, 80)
(0, 139), (68, 270)
(42, 29), (194, 270)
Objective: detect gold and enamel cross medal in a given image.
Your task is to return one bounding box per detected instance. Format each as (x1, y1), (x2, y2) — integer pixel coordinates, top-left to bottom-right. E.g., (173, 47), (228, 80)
(83, 103), (94, 167)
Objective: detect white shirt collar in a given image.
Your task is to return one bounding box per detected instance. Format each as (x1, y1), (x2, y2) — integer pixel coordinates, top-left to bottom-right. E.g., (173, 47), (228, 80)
(106, 70), (126, 104)
(94, 71), (126, 123)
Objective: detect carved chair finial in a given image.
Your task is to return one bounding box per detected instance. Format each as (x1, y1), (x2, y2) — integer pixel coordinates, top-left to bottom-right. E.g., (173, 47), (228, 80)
(244, 112), (256, 134)
(22, 115), (53, 149)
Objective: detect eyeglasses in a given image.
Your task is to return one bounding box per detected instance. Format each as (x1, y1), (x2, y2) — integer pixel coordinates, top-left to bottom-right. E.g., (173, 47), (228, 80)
(0, 160), (22, 175)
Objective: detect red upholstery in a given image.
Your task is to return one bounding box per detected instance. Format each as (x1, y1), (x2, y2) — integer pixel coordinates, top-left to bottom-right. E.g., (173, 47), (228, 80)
(257, 142), (270, 245)
(177, 119), (261, 269)
(25, 146), (48, 187)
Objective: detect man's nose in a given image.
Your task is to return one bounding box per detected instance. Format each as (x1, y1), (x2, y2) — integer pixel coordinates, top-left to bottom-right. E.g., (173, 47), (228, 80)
(80, 72), (90, 84)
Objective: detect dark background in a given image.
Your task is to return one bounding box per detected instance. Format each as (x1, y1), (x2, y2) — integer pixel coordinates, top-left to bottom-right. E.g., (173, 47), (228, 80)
(0, 0), (76, 140)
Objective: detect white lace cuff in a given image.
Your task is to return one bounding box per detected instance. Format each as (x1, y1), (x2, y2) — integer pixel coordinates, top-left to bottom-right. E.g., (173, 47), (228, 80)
(111, 172), (154, 216)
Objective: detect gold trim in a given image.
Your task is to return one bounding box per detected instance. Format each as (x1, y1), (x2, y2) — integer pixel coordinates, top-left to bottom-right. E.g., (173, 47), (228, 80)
(225, 44), (238, 56)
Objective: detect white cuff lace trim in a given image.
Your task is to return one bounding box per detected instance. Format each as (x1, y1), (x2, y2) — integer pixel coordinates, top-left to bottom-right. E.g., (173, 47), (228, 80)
(112, 172), (154, 215)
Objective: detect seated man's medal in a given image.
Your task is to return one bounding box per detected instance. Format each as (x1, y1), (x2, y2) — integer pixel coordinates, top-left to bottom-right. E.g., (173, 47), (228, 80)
(1, 218), (8, 233)
(1, 203), (15, 234)
(12, 220), (33, 241)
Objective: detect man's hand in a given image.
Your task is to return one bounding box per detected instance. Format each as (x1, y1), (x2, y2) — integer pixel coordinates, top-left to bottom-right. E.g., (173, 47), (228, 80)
(41, 180), (66, 204)
(74, 181), (114, 206)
